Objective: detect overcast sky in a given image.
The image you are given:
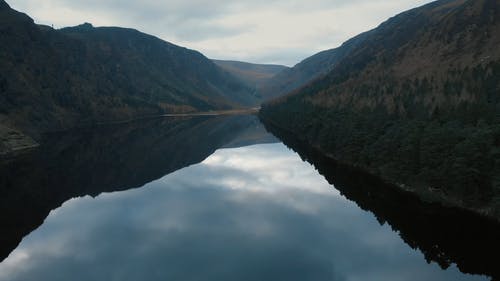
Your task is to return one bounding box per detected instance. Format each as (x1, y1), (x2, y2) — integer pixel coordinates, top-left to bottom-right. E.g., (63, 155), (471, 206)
(8, 0), (433, 66)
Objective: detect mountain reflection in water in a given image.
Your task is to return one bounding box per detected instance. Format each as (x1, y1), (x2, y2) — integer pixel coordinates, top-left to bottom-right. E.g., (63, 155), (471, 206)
(0, 115), (497, 281)
(0, 115), (275, 262)
(263, 121), (500, 281)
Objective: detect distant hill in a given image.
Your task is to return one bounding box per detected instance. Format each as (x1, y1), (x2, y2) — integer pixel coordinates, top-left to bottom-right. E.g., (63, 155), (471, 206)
(258, 33), (369, 100)
(213, 60), (288, 99)
(0, 0), (256, 138)
(261, 0), (500, 219)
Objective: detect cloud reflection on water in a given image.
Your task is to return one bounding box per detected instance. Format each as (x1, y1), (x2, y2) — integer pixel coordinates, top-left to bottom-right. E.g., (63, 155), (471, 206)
(0, 144), (487, 281)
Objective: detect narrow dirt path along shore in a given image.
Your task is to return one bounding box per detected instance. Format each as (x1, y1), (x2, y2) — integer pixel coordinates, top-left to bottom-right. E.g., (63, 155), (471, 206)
(161, 107), (260, 117)
(1, 107), (260, 156)
(95, 107), (261, 126)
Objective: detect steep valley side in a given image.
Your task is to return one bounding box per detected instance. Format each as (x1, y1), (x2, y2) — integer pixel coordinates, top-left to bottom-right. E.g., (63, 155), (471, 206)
(0, 0), (256, 146)
(260, 0), (500, 220)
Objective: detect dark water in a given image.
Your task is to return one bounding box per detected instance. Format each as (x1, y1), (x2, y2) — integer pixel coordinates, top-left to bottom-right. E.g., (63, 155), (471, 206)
(0, 115), (497, 281)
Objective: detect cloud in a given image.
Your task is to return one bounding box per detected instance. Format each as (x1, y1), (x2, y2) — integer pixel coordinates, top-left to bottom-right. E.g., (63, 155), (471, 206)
(7, 0), (434, 65)
(8, 0), (434, 65)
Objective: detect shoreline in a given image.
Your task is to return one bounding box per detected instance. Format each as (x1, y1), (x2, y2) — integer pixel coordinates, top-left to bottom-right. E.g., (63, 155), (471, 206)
(259, 114), (500, 223)
(1, 108), (259, 156)
(92, 107), (260, 126)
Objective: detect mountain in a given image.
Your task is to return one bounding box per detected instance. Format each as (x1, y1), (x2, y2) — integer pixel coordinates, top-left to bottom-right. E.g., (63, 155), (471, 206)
(258, 33), (369, 100)
(213, 60), (288, 99)
(261, 0), (500, 219)
(0, 0), (256, 138)
(222, 116), (279, 148)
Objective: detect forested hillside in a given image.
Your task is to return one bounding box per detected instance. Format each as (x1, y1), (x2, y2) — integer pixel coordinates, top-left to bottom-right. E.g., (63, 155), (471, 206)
(261, 0), (500, 219)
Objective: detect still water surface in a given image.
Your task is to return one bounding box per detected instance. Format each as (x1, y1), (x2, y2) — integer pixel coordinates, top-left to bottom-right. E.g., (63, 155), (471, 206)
(0, 143), (489, 280)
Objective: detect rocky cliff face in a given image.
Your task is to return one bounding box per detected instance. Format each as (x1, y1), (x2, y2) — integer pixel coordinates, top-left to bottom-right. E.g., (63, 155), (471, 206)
(261, 0), (500, 218)
(0, 0), (255, 137)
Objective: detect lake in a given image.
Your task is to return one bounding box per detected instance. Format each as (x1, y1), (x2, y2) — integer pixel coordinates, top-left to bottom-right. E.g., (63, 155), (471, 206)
(0, 115), (497, 281)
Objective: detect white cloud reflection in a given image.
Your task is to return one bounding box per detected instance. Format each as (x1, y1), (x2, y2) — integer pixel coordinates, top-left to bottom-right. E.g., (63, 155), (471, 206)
(201, 143), (338, 197)
(0, 143), (488, 281)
